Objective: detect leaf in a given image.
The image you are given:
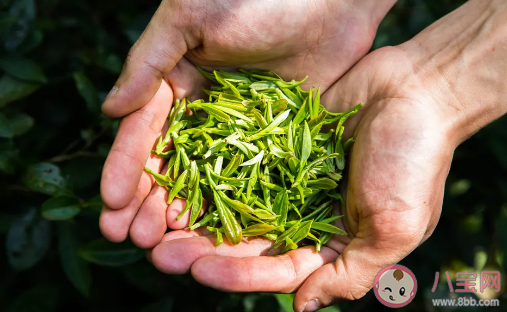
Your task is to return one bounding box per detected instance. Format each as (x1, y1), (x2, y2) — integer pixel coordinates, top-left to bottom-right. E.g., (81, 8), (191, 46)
(6, 284), (59, 312)
(144, 167), (171, 187)
(307, 178), (338, 190)
(240, 150), (265, 167)
(3, 0), (36, 51)
(214, 190), (242, 245)
(242, 224), (277, 236)
(249, 81), (278, 90)
(73, 72), (101, 114)
(273, 190), (289, 225)
(57, 222), (92, 297)
(41, 195), (81, 220)
(0, 74), (39, 108)
(139, 297), (174, 312)
(311, 222), (348, 235)
(0, 111), (13, 138)
(23, 163), (67, 195)
(0, 149), (17, 174)
(274, 294), (294, 312)
(300, 121), (312, 165)
(246, 109), (291, 141)
(6, 208), (50, 270)
(189, 184), (203, 226)
(167, 169), (189, 203)
(79, 238), (144, 266)
(0, 57), (47, 83)
(192, 103), (230, 122)
(8, 112), (33, 136)
(319, 306), (341, 312)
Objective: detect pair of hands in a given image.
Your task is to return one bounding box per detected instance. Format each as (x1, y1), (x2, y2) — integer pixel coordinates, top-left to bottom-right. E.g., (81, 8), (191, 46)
(100, 0), (507, 310)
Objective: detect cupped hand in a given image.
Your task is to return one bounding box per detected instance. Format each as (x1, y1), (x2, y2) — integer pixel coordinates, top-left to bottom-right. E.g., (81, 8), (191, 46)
(99, 0), (397, 245)
(147, 47), (458, 311)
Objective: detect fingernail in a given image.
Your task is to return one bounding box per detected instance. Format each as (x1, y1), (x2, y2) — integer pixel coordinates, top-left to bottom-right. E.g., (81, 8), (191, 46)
(107, 86), (119, 99)
(302, 299), (320, 312)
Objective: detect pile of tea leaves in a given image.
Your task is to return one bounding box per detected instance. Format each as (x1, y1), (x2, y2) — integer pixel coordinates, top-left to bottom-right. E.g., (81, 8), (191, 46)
(145, 68), (361, 252)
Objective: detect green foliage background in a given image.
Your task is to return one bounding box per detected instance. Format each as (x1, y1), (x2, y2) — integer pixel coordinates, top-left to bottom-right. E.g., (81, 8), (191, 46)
(1, 0), (505, 311)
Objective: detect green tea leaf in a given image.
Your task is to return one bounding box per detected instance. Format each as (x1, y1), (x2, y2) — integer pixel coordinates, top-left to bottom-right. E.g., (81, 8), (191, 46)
(300, 121), (312, 165)
(311, 222), (348, 235)
(240, 150), (265, 167)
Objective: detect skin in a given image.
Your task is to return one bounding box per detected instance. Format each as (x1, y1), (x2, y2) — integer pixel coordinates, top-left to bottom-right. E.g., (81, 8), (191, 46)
(99, 0), (397, 246)
(100, 0), (507, 311)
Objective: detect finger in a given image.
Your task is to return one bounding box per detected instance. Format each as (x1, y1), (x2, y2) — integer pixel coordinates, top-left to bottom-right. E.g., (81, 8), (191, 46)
(99, 147), (166, 242)
(166, 198), (208, 230)
(191, 247), (338, 292)
(101, 6), (190, 118)
(145, 227), (211, 263)
(160, 227), (212, 242)
(293, 235), (422, 312)
(129, 164), (170, 249)
(151, 235), (282, 274)
(100, 80), (172, 209)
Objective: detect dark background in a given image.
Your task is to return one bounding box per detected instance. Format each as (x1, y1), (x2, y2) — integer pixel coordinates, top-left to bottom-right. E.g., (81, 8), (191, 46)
(1, 0), (505, 311)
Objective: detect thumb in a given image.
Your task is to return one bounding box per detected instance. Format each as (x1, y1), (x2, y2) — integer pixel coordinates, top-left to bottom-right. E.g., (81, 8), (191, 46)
(102, 7), (190, 118)
(293, 233), (422, 312)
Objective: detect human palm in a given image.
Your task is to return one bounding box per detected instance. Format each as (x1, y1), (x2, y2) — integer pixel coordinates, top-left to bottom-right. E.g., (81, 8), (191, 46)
(99, 0), (395, 246)
(142, 47), (454, 311)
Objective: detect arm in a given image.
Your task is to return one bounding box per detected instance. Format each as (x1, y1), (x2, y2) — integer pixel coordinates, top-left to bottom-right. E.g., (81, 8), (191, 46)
(144, 1), (507, 311)
(400, 0), (507, 144)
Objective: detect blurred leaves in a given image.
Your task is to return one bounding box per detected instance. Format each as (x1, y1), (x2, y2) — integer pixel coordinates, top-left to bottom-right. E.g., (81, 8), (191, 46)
(6, 208), (50, 270)
(0, 74), (39, 107)
(6, 284), (59, 312)
(73, 72), (101, 115)
(23, 163), (67, 195)
(42, 195), (81, 220)
(0, 111), (13, 137)
(58, 222), (92, 297)
(139, 298), (174, 312)
(2, 0), (35, 51)
(0, 57), (47, 83)
(79, 238), (144, 267)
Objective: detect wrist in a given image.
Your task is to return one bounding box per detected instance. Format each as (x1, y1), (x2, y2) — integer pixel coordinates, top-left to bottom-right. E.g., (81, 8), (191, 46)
(399, 0), (507, 145)
(349, 0), (398, 37)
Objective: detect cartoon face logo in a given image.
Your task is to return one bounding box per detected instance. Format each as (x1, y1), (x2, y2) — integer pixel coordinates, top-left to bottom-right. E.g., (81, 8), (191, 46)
(374, 264), (417, 308)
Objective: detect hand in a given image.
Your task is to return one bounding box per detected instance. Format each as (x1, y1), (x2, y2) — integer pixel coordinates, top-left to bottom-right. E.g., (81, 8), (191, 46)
(148, 0), (507, 310)
(99, 0), (397, 246)
(146, 46), (451, 311)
